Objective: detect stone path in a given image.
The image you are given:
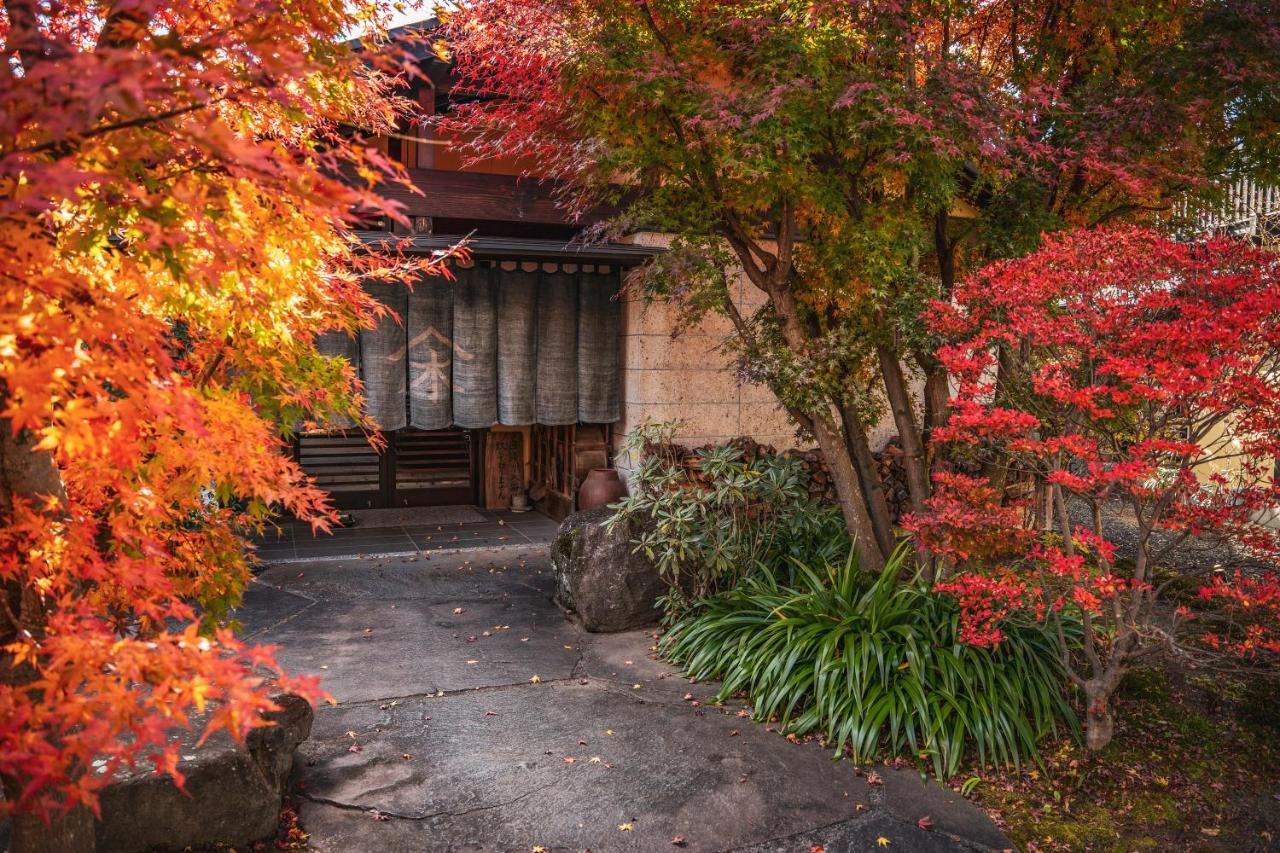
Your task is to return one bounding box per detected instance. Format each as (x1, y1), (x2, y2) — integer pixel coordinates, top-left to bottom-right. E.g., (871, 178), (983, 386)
(254, 509), (560, 564)
(238, 545), (1012, 852)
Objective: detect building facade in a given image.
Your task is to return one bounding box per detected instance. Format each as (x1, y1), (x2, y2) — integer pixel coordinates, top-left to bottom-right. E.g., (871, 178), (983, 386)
(298, 32), (802, 518)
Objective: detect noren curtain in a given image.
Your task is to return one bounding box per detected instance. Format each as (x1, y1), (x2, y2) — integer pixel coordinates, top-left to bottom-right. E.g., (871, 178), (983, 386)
(319, 264), (621, 430)
(360, 280), (408, 431)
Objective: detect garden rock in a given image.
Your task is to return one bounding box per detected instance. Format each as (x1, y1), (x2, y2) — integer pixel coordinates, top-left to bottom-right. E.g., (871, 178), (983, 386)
(93, 692), (313, 853)
(551, 506), (663, 632)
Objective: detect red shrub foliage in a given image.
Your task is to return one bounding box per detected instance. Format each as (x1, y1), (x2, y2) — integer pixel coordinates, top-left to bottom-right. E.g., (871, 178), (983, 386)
(913, 226), (1280, 747)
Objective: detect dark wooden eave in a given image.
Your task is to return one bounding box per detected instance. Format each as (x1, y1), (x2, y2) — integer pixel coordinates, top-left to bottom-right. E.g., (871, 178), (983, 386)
(377, 168), (613, 227)
(356, 231), (661, 264)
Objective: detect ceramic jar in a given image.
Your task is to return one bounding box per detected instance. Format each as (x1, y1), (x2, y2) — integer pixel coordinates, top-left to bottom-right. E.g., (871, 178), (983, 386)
(577, 468), (627, 511)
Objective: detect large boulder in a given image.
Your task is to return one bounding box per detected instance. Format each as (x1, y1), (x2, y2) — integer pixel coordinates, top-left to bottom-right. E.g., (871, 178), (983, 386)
(552, 507), (664, 632)
(93, 693), (313, 853)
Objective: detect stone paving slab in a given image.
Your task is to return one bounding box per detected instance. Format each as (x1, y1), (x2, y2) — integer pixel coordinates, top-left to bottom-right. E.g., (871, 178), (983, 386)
(237, 547), (1013, 852)
(253, 552), (553, 604)
(255, 508), (559, 564)
(252, 597), (581, 705)
(296, 682), (874, 852)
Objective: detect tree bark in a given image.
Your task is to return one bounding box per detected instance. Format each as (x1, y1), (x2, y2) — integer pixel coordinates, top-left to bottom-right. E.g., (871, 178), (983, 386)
(811, 414), (886, 572)
(979, 342), (1020, 495)
(0, 420), (64, 663)
(0, 424), (93, 853)
(921, 364), (950, 444)
(838, 403), (896, 558)
(1085, 681), (1116, 747)
(876, 346), (930, 514)
(1084, 679), (1118, 751)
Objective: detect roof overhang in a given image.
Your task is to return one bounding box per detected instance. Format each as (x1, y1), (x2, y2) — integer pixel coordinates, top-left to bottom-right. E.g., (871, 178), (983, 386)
(356, 231), (662, 264)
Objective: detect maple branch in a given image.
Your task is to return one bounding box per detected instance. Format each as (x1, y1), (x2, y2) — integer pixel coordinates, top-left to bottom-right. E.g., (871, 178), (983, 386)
(6, 97), (231, 158)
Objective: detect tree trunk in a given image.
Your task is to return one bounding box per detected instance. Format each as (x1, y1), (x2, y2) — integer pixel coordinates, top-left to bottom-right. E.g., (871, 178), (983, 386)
(0, 425), (93, 853)
(1084, 681), (1117, 751)
(838, 403), (896, 558)
(811, 414), (886, 572)
(979, 342), (1019, 495)
(921, 365), (950, 446)
(876, 346), (930, 514)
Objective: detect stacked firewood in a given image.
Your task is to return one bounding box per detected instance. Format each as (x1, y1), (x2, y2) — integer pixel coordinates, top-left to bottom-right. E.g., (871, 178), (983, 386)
(781, 448), (834, 502)
(784, 440), (910, 519)
(720, 436), (777, 464)
(872, 440), (911, 520)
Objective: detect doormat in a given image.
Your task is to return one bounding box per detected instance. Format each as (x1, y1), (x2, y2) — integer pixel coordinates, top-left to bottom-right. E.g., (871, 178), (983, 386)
(347, 506), (487, 529)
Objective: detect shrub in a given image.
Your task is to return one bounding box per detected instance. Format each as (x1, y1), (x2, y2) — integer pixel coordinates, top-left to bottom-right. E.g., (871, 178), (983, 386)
(660, 547), (1078, 778)
(610, 420), (848, 609)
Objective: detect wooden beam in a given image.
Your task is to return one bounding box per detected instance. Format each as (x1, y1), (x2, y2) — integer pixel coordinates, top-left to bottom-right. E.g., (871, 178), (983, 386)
(376, 168), (602, 225)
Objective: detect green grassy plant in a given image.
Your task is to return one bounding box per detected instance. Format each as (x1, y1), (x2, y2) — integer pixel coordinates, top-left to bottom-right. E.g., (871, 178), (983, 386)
(661, 547), (1078, 778)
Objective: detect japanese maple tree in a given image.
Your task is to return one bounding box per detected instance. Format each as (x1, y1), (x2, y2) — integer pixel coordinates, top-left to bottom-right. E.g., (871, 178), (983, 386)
(0, 1), (446, 847)
(439, 0), (1280, 571)
(912, 226), (1280, 750)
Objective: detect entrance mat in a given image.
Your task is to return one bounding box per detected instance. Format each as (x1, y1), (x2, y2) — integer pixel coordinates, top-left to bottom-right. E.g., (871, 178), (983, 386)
(347, 506), (487, 529)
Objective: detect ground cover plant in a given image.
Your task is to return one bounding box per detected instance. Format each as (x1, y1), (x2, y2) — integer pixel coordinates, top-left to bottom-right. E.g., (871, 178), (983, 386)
(661, 547), (1077, 778)
(965, 665), (1280, 851)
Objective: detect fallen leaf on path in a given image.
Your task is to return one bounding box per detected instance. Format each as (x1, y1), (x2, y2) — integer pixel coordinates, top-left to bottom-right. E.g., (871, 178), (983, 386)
(453, 607), (465, 614)
(671, 835), (686, 846)
(530, 674), (542, 683)
(876, 837), (890, 847)
(917, 816), (933, 831)
(867, 772), (883, 785)
(563, 756), (576, 764)
(618, 823), (633, 832)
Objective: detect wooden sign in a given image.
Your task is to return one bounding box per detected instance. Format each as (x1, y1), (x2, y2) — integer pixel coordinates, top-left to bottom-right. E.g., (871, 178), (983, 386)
(484, 430), (525, 510)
